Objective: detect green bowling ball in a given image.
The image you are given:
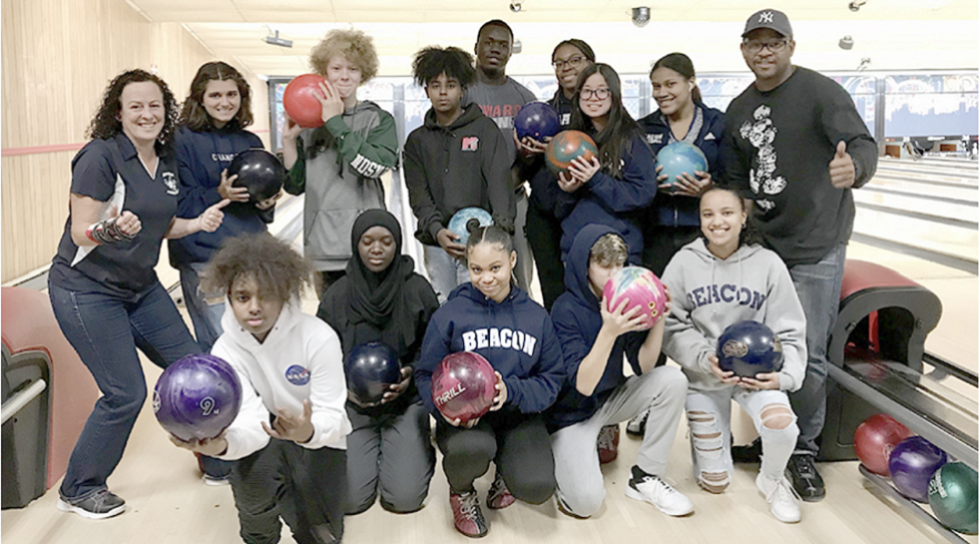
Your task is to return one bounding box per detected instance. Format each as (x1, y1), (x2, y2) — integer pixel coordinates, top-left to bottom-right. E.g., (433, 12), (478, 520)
(928, 462), (978, 534)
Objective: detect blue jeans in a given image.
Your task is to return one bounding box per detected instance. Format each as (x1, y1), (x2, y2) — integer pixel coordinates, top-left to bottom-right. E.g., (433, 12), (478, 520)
(179, 263), (225, 353)
(786, 243), (847, 455)
(422, 244), (471, 305)
(49, 281), (201, 499)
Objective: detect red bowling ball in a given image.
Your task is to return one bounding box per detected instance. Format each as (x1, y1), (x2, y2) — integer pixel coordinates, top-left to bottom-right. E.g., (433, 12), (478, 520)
(431, 352), (496, 424)
(853, 413), (913, 476)
(283, 73), (327, 128)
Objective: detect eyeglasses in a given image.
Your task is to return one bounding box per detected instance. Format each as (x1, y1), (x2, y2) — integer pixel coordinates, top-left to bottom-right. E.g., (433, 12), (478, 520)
(743, 39), (789, 54)
(552, 56), (587, 70)
(580, 88), (611, 101)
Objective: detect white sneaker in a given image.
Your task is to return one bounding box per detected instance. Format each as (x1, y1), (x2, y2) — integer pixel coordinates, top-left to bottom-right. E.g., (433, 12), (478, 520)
(756, 473), (801, 523)
(626, 468), (694, 516)
(625, 410), (649, 436)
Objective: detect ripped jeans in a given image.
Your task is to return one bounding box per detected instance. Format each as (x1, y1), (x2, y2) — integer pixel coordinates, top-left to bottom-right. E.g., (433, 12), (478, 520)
(685, 388), (798, 493)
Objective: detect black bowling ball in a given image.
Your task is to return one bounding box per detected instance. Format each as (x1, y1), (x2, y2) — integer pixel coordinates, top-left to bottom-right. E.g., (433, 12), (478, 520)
(227, 149), (285, 203)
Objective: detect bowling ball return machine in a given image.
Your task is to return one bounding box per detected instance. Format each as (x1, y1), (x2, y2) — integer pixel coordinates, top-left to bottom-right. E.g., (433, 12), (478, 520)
(819, 260), (977, 543)
(1, 287), (99, 509)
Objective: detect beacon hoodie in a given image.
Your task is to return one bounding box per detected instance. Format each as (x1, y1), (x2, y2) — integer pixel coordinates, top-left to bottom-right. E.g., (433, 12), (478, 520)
(661, 238), (807, 393)
(548, 224), (649, 431)
(414, 283), (565, 418)
(403, 103), (515, 246)
(212, 299), (352, 460)
(168, 126), (269, 267)
(556, 135), (658, 263)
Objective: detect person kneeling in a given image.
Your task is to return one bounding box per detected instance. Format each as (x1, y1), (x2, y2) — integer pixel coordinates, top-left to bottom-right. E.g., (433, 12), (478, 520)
(548, 225), (692, 519)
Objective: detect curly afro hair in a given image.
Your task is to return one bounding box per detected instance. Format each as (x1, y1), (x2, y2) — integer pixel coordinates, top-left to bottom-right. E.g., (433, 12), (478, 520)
(310, 28), (379, 83)
(411, 46), (475, 89)
(202, 233), (312, 303)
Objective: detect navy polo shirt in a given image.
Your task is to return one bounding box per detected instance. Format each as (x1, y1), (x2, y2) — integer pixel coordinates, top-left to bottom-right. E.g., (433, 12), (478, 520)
(50, 132), (180, 296)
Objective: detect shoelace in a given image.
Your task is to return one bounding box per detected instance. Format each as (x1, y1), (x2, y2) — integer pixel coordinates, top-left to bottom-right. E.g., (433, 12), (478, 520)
(792, 457), (816, 478)
(766, 478), (800, 503)
(458, 493), (479, 518)
(642, 476), (678, 500)
(597, 428), (616, 449)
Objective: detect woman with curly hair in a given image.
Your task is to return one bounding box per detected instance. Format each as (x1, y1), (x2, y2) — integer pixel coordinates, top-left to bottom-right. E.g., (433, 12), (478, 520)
(173, 233), (351, 544)
(48, 69), (229, 519)
(281, 28), (398, 298)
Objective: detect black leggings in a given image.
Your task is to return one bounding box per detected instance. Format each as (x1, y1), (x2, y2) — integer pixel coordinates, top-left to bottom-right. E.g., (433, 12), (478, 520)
(230, 440), (347, 544)
(525, 203), (565, 312)
(435, 412), (555, 505)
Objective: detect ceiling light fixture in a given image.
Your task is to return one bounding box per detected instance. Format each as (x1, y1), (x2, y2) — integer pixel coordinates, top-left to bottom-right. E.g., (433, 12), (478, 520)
(263, 30), (293, 48)
(632, 7), (650, 27)
(839, 36), (854, 50)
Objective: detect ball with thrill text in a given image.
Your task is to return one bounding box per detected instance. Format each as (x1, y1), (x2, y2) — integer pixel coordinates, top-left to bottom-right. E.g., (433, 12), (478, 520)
(154, 354), (242, 442)
(602, 266), (667, 330)
(431, 351), (496, 424)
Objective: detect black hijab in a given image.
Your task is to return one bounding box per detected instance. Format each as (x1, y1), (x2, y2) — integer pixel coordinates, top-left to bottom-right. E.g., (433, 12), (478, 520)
(344, 209), (422, 348)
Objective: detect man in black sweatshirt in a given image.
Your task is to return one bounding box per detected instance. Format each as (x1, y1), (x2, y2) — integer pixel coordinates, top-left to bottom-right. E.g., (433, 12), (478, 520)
(722, 8), (878, 502)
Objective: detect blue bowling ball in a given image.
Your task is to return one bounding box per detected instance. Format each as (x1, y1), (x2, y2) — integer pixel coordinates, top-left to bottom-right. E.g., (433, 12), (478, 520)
(346, 342), (402, 405)
(447, 207), (493, 245)
(716, 320), (784, 377)
(657, 141), (708, 192)
(515, 102), (561, 142)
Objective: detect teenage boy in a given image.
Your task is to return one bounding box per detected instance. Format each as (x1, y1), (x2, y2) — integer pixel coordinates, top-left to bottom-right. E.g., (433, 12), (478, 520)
(548, 224), (692, 519)
(723, 9), (878, 502)
(465, 19), (537, 292)
(403, 46), (515, 304)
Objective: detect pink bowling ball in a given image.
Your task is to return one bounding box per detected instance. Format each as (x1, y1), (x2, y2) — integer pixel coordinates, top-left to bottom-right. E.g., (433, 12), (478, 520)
(602, 266), (667, 330)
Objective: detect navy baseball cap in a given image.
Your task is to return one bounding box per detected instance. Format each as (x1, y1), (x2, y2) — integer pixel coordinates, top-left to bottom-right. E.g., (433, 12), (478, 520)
(742, 9), (793, 38)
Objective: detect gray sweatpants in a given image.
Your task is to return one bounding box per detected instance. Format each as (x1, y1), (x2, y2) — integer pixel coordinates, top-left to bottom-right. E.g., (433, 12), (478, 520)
(346, 401), (435, 515)
(551, 366), (687, 517)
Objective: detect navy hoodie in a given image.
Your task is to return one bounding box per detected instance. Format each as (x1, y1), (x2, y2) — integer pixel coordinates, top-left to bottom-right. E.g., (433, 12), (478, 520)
(638, 103), (726, 228)
(414, 283), (565, 419)
(555, 135), (658, 264)
(525, 90), (576, 216)
(168, 126), (269, 267)
(548, 224), (647, 431)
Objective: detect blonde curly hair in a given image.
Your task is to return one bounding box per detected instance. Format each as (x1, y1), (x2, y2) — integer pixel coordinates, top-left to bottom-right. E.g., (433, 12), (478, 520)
(310, 28), (379, 83)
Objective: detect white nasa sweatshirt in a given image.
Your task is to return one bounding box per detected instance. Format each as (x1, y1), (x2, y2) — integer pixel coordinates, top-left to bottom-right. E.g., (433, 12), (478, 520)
(212, 299), (351, 460)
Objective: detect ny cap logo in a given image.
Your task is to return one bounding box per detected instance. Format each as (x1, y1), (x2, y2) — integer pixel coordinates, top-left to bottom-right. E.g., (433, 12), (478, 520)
(759, 11), (774, 23)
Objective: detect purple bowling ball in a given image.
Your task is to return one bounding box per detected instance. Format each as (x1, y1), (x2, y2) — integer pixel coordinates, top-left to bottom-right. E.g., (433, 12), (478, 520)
(154, 354), (242, 442)
(889, 436), (948, 503)
(514, 102), (561, 142)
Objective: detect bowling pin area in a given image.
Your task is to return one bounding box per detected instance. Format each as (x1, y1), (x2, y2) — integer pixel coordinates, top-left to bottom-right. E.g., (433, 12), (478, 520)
(2, 151), (976, 544)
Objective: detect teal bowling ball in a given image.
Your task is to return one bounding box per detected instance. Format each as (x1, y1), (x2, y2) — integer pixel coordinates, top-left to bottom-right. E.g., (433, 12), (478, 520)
(928, 462), (978, 534)
(657, 141), (708, 192)
(447, 207), (492, 246)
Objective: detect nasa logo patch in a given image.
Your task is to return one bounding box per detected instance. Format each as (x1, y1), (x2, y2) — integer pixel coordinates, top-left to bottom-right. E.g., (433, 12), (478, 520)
(285, 365), (311, 386)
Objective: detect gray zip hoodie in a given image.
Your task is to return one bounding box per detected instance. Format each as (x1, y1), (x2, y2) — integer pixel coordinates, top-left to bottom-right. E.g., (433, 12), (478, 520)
(661, 238), (807, 393)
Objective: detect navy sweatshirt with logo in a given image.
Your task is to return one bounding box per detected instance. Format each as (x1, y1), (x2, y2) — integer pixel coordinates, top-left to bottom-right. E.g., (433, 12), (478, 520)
(414, 283), (566, 419)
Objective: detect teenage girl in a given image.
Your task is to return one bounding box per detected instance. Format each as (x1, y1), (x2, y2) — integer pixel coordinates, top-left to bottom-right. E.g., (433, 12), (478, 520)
(318, 209), (438, 515)
(661, 186), (806, 523)
(556, 63), (658, 264)
(169, 61), (274, 355)
(281, 28), (398, 298)
(638, 52), (726, 276)
(520, 39), (596, 311)
(414, 226), (565, 538)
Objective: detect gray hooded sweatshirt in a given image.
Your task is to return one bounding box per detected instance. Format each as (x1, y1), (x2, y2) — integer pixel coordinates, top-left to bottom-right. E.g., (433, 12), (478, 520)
(661, 238), (807, 393)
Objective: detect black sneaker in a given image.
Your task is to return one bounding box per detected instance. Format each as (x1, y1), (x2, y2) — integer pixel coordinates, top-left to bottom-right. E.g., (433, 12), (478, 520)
(731, 437), (762, 463)
(786, 454), (826, 502)
(57, 488), (126, 519)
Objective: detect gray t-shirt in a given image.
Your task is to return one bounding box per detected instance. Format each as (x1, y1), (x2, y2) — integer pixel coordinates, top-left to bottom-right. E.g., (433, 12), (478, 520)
(465, 77), (537, 166)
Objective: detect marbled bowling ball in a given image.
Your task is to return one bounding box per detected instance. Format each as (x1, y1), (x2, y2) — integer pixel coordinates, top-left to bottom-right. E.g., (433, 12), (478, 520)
(546, 130), (598, 177)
